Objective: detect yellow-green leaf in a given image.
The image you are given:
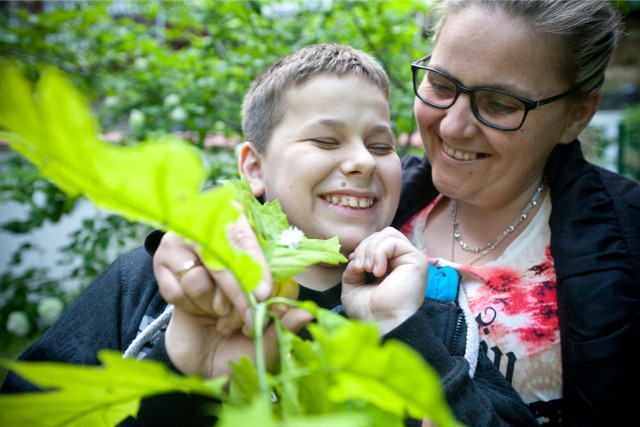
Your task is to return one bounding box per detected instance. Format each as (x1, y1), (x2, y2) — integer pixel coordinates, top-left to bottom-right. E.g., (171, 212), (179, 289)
(0, 65), (263, 291)
(0, 350), (226, 427)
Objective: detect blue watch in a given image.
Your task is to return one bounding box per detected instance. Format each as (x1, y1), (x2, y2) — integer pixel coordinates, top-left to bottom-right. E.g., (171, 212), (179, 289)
(425, 264), (460, 302)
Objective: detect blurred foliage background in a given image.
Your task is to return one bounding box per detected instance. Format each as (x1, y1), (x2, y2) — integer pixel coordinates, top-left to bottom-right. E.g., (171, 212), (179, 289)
(0, 0), (638, 366)
(0, 0), (432, 364)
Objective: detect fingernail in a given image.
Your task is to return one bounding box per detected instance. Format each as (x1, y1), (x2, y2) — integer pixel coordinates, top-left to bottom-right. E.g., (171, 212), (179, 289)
(242, 323), (252, 337)
(255, 280), (270, 300)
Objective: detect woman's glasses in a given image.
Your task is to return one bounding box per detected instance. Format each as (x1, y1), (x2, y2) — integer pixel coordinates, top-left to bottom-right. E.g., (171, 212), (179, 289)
(411, 54), (577, 131)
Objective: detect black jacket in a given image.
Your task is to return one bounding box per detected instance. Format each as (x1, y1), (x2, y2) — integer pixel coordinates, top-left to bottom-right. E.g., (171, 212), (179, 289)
(392, 140), (640, 426)
(1, 235), (536, 426)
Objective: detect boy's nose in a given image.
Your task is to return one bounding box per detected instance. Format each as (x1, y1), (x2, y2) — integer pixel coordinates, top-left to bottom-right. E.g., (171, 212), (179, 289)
(341, 142), (376, 177)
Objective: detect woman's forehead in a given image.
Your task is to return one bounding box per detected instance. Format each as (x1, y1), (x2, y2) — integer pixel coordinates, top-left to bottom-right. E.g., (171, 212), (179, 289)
(432, 7), (566, 96)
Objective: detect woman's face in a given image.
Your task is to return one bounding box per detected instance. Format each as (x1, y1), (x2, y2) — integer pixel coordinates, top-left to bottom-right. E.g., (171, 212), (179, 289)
(415, 6), (586, 207)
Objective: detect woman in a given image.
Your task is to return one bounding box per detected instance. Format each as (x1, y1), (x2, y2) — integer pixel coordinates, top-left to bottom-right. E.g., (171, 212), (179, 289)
(393, 1), (640, 425)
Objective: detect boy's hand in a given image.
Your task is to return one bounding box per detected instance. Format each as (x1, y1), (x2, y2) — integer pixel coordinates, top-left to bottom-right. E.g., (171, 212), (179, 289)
(341, 227), (428, 334)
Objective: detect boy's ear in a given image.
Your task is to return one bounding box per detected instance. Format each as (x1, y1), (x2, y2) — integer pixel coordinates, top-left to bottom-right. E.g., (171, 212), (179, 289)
(559, 90), (600, 145)
(238, 141), (266, 198)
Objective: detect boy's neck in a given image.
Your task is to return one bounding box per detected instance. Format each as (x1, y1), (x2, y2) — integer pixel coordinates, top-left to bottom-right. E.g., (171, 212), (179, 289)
(295, 263), (345, 291)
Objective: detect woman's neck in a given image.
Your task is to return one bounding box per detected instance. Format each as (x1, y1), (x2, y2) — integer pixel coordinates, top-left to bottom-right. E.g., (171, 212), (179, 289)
(425, 179), (548, 265)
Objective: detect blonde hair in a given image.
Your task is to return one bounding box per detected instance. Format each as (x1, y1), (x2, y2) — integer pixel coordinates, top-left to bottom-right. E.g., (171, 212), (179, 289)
(241, 43), (390, 153)
(432, 0), (623, 94)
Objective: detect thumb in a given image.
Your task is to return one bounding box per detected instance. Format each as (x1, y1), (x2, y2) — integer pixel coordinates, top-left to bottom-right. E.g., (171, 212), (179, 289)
(280, 307), (314, 334)
(262, 308), (314, 370)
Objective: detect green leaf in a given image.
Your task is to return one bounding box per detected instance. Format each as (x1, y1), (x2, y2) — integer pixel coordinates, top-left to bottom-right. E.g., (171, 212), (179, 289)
(267, 238), (346, 283)
(227, 356), (260, 407)
(308, 311), (464, 427)
(0, 65), (346, 293)
(217, 397), (370, 427)
(223, 178), (348, 284)
(0, 350), (226, 427)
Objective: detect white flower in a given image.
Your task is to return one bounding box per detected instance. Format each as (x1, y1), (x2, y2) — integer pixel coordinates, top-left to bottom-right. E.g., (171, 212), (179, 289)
(104, 95), (120, 108)
(163, 93), (180, 108)
(170, 106), (188, 123)
(134, 57), (148, 70)
(37, 297), (65, 326)
(6, 311), (30, 337)
(128, 109), (145, 130)
(279, 226), (305, 250)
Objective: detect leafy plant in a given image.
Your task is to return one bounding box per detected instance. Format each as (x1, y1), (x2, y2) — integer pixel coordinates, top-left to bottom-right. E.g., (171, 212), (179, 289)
(620, 103), (640, 180)
(0, 63), (461, 426)
(0, 1), (432, 353)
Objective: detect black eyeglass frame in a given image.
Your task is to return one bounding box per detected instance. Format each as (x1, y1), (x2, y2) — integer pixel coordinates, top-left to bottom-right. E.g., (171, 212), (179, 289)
(411, 54), (578, 131)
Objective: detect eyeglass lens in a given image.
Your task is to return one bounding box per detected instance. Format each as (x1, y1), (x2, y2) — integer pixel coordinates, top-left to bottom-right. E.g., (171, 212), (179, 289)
(413, 68), (527, 130)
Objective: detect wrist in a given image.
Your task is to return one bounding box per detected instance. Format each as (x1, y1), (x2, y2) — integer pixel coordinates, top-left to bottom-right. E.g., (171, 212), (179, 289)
(375, 310), (415, 335)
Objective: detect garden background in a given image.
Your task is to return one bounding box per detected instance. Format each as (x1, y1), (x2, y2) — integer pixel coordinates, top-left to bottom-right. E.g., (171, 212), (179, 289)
(1, 0), (639, 378)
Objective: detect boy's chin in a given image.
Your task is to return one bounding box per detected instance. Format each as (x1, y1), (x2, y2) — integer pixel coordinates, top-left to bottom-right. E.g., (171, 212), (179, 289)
(338, 232), (374, 255)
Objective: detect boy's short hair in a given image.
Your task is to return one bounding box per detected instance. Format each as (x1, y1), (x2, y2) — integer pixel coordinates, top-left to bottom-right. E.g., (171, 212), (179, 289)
(241, 43), (390, 153)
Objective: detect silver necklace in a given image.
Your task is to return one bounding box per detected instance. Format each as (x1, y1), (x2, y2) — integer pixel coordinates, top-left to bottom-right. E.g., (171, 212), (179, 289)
(451, 178), (546, 263)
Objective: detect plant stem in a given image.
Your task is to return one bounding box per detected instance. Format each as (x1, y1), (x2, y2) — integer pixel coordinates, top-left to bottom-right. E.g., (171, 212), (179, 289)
(250, 293), (270, 398)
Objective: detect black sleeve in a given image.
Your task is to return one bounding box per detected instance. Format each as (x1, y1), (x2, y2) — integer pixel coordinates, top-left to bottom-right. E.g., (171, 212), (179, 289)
(116, 332), (219, 427)
(385, 300), (539, 427)
(0, 247), (162, 393)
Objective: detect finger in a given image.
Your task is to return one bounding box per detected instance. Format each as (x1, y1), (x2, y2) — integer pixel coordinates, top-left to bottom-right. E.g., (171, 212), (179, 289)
(215, 309), (244, 336)
(178, 265), (219, 315)
(155, 231), (201, 273)
(156, 264), (201, 313)
(210, 268), (254, 328)
(359, 229), (417, 277)
(342, 258), (370, 287)
(227, 215), (272, 301)
(280, 307), (314, 333)
(212, 286), (232, 317)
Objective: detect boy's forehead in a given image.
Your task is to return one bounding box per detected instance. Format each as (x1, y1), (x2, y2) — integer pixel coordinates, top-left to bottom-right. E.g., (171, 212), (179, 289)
(270, 74), (392, 140)
(284, 73), (387, 98)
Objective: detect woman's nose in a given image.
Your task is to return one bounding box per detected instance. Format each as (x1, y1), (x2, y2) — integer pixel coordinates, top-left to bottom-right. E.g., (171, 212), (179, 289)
(437, 94), (479, 138)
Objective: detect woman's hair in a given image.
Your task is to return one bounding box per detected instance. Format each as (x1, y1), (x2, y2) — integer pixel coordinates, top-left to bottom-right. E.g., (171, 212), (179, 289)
(431, 0), (624, 94)
(241, 43), (390, 153)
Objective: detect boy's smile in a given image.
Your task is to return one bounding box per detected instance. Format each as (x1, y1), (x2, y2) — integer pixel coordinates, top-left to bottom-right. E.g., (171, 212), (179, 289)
(242, 74), (401, 256)
(323, 193), (374, 209)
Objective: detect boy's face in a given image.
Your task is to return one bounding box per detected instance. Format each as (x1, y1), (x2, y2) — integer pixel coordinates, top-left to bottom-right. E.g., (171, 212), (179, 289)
(240, 74), (401, 255)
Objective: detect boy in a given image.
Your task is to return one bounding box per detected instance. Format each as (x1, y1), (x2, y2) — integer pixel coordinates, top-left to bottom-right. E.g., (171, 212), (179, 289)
(2, 44), (536, 426)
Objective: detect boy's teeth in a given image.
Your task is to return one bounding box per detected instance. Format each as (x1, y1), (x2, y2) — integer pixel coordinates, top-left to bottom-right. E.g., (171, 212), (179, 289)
(325, 195), (373, 209)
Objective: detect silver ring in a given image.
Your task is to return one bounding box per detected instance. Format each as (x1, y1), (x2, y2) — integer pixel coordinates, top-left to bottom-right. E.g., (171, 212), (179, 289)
(177, 259), (202, 278)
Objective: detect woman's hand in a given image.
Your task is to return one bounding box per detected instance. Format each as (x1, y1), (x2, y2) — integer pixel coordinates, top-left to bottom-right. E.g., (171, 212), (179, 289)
(153, 216), (309, 378)
(341, 227), (428, 334)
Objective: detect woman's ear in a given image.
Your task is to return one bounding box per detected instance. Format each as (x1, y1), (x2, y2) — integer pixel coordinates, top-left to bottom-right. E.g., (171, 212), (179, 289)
(238, 141), (266, 198)
(559, 90), (601, 144)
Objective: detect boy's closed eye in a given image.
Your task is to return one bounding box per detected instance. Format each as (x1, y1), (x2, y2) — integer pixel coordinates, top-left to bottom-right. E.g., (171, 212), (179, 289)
(310, 138), (340, 148)
(366, 142), (396, 154)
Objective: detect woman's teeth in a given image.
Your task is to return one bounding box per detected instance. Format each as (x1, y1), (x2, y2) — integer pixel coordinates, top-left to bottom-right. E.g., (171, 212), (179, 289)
(443, 143), (479, 161)
(324, 195), (373, 208)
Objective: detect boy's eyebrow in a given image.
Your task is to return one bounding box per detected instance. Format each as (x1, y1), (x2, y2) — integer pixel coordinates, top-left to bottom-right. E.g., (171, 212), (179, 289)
(310, 119), (394, 135)
(312, 118), (346, 129)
